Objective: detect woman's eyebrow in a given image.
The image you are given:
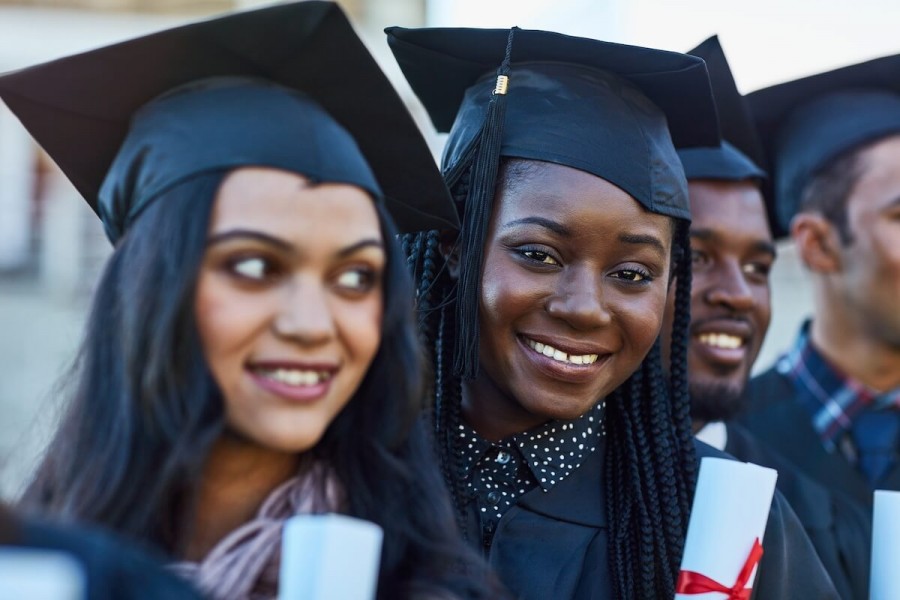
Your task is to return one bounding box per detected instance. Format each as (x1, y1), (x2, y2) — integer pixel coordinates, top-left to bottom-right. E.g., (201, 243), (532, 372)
(618, 232), (666, 254)
(206, 229), (292, 250)
(501, 216), (571, 236)
(336, 239), (384, 258)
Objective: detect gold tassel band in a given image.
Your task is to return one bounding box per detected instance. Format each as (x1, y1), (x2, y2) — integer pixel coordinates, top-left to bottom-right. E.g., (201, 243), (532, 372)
(493, 75), (509, 95)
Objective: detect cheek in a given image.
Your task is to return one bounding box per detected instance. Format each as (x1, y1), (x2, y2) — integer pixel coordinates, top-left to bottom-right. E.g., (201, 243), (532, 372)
(480, 250), (549, 325)
(613, 287), (668, 353)
(194, 273), (268, 371)
(336, 296), (383, 365)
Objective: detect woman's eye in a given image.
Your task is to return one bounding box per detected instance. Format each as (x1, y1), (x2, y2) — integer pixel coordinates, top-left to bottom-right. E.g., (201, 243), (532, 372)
(521, 249), (560, 266)
(230, 257), (273, 281)
(611, 269), (651, 283)
(335, 268), (375, 292)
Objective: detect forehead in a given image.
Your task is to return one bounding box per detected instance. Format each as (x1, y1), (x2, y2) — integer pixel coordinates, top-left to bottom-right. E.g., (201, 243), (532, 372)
(851, 135), (900, 208)
(211, 167), (381, 239)
(495, 160), (673, 240)
(688, 180), (770, 241)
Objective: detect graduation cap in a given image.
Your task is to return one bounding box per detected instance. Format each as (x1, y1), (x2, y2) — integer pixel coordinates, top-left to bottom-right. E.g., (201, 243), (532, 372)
(0, 1), (456, 242)
(748, 52), (900, 237)
(386, 26), (721, 377)
(677, 36), (766, 183)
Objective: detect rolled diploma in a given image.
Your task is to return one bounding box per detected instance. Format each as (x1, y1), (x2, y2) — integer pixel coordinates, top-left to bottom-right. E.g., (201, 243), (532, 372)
(278, 514), (383, 600)
(0, 548), (85, 600)
(676, 457), (778, 600)
(870, 490), (900, 599)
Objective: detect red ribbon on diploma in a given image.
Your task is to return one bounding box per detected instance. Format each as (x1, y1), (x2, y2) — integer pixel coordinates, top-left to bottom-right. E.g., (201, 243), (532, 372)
(675, 537), (764, 599)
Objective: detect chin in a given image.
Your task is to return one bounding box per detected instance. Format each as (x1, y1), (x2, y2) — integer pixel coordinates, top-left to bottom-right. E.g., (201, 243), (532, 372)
(522, 394), (599, 422)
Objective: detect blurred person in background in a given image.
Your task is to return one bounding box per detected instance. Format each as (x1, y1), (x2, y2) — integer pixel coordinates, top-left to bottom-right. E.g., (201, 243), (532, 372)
(1, 3), (503, 599)
(668, 36), (871, 600)
(739, 53), (900, 510)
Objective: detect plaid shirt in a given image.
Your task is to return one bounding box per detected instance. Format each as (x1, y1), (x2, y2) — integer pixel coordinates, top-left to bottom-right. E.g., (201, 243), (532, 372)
(777, 321), (900, 460)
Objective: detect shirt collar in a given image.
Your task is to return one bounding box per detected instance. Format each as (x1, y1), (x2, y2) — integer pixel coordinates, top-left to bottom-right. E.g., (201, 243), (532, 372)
(777, 320), (900, 449)
(458, 400), (606, 492)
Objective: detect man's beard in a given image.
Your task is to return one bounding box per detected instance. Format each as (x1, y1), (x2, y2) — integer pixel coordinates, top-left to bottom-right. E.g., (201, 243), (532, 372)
(690, 380), (748, 424)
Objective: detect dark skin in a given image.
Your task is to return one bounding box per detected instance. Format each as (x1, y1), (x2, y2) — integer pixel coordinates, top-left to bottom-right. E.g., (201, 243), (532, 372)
(460, 160), (674, 441)
(659, 180), (775, 432)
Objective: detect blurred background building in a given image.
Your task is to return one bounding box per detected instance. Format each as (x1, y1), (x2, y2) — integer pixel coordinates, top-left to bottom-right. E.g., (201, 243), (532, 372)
(1, 0), (899, 500)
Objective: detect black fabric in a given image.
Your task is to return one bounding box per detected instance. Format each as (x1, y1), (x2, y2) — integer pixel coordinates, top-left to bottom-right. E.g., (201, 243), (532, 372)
(460, 435), (840, 599)
(679, 141), (765, 182)
(386, 26), (723, 221)
(677, 37), (765, 183)
(12, 518), (201, 600)
(99, 79), (380, 241)
(0, 1), (457, 238)
(458, 401), (605, 527)
(747, 52), (900, 237)
(724, 422), (871, 600)
(740, 367), (900, 508)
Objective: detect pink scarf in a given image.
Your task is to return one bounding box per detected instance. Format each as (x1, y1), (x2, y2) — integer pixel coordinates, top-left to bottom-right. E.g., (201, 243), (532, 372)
(172, 464), (343, 600)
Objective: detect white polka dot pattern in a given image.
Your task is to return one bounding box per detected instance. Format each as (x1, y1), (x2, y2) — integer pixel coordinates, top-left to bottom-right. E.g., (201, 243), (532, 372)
(457, 401), (607, 540)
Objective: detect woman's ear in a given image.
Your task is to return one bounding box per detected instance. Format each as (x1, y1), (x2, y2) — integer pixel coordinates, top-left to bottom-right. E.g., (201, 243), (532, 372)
(439, 230), (461, 280)
(791, 212), (842, 274)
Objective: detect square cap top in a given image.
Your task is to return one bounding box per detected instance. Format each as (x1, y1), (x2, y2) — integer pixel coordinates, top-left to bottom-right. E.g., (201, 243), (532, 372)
(677, 36), (766, 184)
(387, 26), (723, 222)
(748, 51), (900, 236)
(0, 1), (457, 238)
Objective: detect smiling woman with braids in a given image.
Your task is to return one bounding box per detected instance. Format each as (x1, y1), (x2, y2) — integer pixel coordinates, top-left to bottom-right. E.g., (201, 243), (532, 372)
(0, 4), (503, 599)
(388, 27), (840, 600)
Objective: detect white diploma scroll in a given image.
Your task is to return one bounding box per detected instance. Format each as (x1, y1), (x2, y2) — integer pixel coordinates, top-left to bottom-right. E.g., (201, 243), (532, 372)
(870, 490), (900, 600)
(675, 457), (778, 600)
(278, 514), (383, 600)
(0, 548), (85, 600)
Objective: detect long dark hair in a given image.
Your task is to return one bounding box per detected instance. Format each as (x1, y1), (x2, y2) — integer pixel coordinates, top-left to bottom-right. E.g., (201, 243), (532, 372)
(402, 160), (697, 599)
(20, 171), (501, 599)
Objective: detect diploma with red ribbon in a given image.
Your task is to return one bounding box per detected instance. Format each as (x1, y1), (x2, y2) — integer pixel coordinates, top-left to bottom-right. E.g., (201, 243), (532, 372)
(675, 458), (777, 600)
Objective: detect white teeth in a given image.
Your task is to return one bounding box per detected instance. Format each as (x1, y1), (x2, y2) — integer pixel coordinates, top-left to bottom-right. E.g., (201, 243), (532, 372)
(698, 333), (744, 350)
(258, 368), (332, 386)
(525, 338), (600, 366)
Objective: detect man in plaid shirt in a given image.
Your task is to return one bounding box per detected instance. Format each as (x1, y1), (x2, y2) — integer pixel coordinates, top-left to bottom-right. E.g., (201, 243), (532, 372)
(738, 53), (900, 509)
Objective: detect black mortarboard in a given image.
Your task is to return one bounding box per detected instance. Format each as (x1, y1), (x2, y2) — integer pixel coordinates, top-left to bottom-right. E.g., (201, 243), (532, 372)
(677, 36), (766, 183)
(748, 52), (900, 237)
(0, 1), (456, 242)
(386, 26), (721, 377)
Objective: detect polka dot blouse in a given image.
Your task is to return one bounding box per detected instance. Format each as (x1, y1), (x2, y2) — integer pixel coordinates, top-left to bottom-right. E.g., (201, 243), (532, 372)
(457, 400), (607, 543)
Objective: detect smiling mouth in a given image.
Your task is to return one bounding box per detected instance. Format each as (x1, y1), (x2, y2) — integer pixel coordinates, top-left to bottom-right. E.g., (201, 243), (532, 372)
(696, 332), (746, 350)
(524, 338), (600, 365)
(250, 367), (335, 387)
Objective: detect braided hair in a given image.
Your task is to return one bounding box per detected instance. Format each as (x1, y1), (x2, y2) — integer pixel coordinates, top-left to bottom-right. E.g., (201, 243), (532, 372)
(402, 161), (697, 599)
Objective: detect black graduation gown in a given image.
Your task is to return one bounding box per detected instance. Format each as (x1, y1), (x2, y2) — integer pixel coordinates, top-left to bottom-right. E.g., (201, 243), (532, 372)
(724, 422), (871, 600)
(462, 435), (840, 600)
(739, 366), (900, 507)
(12, 518), (202, 600)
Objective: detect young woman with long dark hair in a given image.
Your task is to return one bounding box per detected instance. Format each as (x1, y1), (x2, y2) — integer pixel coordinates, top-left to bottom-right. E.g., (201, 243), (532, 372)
(1, 4), (500, 599)
(387, 26), (840, 599)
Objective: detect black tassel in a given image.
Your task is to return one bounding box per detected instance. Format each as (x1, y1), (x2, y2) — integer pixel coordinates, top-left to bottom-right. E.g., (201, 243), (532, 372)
(452, 27), (518, 380)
